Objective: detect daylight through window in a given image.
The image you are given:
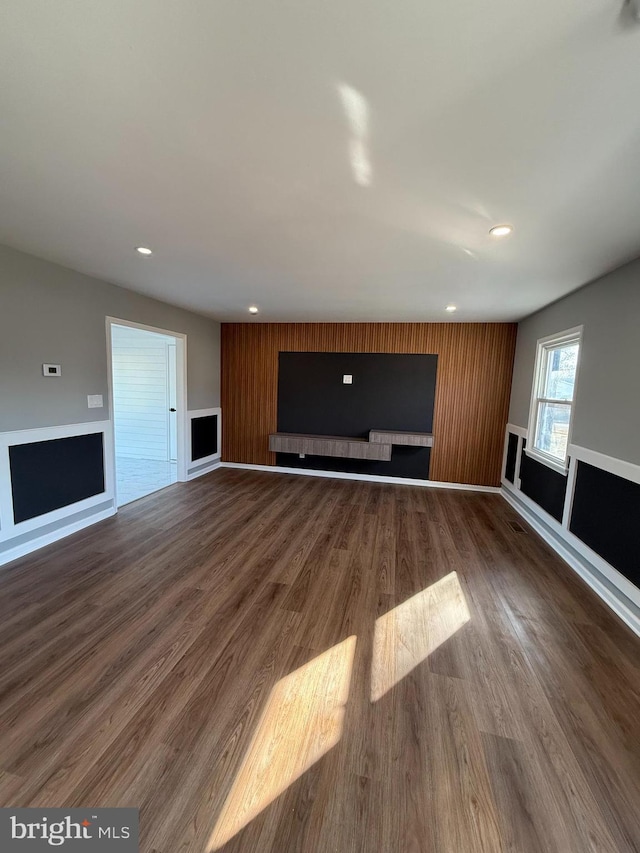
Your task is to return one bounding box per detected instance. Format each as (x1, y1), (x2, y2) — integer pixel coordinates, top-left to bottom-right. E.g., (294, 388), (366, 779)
(528, 328), (581, 472)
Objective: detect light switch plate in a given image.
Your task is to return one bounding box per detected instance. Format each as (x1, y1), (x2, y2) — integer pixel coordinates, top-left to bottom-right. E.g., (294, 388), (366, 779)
(343, 374), (353, 384)
(43, 363), (61, 376)
(87, 394), (104, 408)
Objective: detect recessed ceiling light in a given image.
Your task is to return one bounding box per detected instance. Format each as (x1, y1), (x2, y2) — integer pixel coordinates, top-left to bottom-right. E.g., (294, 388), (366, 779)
(248, 305), (259, 314)
(445, 305), (457, 313)
(136, 246), (153, 255)
(489, 224), (513, 238)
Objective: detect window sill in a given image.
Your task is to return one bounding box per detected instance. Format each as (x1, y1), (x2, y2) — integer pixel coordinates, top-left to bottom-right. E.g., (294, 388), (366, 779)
(524, 447), (569, 476)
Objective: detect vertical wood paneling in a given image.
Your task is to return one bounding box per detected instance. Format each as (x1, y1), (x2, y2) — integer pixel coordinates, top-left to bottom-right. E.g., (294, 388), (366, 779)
(221, 323), (517, 486)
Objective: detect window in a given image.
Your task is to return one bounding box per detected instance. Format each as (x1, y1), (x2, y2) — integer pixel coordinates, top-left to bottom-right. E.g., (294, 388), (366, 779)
(527, 327), (581, 473)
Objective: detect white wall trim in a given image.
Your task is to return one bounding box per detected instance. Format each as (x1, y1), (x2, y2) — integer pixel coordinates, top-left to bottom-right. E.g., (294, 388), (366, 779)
(568, 443), (640, 486)
(505, 423), (528, 439)
(500, 426), (640, 633)
(221, 462), (501, 493)
(187, 460), (222, 481)
(0, 507), (116, 569)
(502, 424), (528, 490)
(0, 420), (115, 542)
(187, 407), (222, 470)
(502, 486), (640, 637)
(500, 427), (510, 483)
(561, 454), (579, 528)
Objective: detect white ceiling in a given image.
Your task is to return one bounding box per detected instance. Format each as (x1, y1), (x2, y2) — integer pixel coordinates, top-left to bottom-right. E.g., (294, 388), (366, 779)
(1, 1), (640, 322)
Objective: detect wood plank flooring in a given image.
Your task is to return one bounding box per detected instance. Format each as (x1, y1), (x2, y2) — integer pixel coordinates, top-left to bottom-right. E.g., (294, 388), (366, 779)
(0, 469), (639, 852)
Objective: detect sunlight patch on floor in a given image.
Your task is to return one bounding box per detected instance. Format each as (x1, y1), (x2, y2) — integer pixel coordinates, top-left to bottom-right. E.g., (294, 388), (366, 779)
(208, 635), (357, 850)
(371, 571), (470, 702)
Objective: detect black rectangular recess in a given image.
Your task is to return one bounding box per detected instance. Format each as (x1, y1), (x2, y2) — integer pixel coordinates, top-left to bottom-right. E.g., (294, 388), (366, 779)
(191, 415), (218, 461)
(519, 439), (567, 522)
(570, 461), (640, 588)
(9, 433), (105, 524)
(505, 433), (518, 484)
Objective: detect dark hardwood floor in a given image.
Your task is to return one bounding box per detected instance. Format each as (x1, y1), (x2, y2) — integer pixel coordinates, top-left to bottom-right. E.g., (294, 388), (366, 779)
(1, 469), (639, 852)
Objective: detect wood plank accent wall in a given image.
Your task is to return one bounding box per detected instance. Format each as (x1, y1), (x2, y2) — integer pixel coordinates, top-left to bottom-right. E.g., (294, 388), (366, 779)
(221, 323), (517, 486)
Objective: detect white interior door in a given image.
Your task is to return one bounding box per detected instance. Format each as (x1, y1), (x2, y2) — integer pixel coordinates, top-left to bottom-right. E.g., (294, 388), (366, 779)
(111, 325), (170, 460)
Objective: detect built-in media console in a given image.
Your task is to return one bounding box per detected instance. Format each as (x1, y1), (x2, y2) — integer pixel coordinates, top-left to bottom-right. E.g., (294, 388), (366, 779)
(269, 430), (433, 462)
(368, 430), (434, 448)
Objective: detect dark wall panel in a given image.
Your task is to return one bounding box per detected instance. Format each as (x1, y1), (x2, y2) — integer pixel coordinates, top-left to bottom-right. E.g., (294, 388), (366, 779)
(278, 352), (436, 437)
(276, 447), (431, 479)
(277, 352), (436, 479)
(570, 462), (640, 588)
(505, 433), (518, 484)
(519, 439), (567, 522)
(191, 415), (218, 461)
(10, 433), (105, 524)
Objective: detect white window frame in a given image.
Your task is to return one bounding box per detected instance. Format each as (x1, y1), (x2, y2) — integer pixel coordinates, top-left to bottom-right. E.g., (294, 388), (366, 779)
(526, 325), (582, 475)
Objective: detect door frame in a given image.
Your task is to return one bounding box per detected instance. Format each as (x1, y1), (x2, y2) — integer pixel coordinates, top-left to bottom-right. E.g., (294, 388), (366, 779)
(105, 317), (188, 507)
(167, 342), (178, 463)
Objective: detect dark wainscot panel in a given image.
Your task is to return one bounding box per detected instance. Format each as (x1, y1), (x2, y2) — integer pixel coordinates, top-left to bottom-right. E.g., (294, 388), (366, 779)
(10, 433), (105, 524)
(276, 352), (437, 480)
(570, 461), (640, 589)
(519, 439), (567, 522)
(504, 433), (519, 484)
(191, 415), (218, 461)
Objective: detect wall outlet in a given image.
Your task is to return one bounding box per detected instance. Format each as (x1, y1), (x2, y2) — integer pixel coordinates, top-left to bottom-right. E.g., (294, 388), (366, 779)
(87, 394), (103, 408)
(343, 374), (353, 384)
(42, 363), (61, 376)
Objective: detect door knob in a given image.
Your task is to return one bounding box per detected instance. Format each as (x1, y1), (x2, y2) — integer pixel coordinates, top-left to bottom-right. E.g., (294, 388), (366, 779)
(169, 407), (176, 412)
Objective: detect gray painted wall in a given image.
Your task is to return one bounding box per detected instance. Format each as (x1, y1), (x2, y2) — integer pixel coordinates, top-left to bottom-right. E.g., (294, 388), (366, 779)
(509, 256), (640, 465)
(0, 244), (220, 432)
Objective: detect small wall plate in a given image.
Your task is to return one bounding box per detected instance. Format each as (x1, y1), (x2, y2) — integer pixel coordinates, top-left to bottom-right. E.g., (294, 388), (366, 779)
(43, 363), (62, 376)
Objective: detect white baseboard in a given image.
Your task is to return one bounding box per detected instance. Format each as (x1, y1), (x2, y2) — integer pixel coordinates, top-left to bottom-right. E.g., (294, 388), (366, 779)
(0, 507), (116, 569)
(187, 460), (222, 480)
(502, 487), (640, 637)
(220, 462), (501, 493)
